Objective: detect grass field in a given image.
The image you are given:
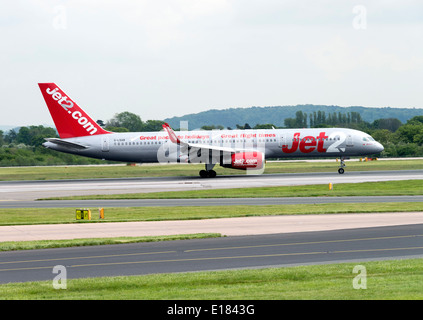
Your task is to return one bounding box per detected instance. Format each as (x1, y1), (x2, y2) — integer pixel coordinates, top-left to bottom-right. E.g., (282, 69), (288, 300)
(1, 159), (422, 181)
(1, 202), (422, 226)
(1, 259), (422, 299)
(0, 233), (222, 251)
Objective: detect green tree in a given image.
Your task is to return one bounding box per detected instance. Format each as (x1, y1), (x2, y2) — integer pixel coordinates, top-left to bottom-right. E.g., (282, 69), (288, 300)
(372, 118), (402, 132)
(143, 120), (165, 132)
(4, 129), (17, 144)
(414, 132), (423, 145)
(16, 127), (31, 145)
(285, 111), (308, 128)
(106, 112), (144, 132)
(253, 123), (276, 129)
(396, 123), (423, 143)
(284, 117), (297, 128)
(16, 126), (58, 146)
(407, 115), (423, 125)
(371, 129), (393, 146)
(201, 125), (224, 130)
(105, 126), (129, 132)
(236, 123), (252, 129)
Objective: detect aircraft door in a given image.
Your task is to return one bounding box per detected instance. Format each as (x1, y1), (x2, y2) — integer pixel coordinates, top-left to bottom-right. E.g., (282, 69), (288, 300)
(346, 134), (353, 147)
(278, 134), (286, 148)
(101, 135), (110, 152)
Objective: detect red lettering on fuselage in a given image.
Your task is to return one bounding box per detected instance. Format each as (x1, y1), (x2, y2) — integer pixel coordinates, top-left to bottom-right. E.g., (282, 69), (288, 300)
(316, 131), (328, 152)
(282, 132), (328, 154)
(282, 133), (300, 153)
(299, 136), (316, 153)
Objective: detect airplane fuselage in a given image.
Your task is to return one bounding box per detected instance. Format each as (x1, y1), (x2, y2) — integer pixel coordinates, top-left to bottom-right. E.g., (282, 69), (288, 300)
(38, 82), (384, 177)
(43, 127), (384, 164)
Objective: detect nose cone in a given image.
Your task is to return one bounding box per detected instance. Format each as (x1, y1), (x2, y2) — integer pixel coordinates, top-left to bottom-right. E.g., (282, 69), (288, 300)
(374, 142), (384, 154)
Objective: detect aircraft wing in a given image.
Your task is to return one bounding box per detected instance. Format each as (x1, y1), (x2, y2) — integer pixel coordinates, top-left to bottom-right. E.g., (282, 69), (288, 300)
(162, 123), (252, 154)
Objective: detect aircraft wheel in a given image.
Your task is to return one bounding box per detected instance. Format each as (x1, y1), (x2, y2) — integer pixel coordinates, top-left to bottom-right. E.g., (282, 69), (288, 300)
(338, 168), (345, 174)
(199, 170), (208, 178)
(199, 170), (217, 178)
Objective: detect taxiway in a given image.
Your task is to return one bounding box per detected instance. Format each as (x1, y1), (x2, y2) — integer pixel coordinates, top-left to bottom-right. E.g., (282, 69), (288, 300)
(1, 223), (422, 284)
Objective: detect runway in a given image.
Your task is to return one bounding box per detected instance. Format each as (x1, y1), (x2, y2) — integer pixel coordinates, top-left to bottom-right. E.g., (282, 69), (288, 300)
(1, 169), (422, 201)
(1, 223), (423, 284)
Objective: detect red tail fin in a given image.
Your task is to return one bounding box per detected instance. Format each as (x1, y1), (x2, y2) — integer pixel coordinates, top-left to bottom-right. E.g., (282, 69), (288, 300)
(38, 83), (111, 138)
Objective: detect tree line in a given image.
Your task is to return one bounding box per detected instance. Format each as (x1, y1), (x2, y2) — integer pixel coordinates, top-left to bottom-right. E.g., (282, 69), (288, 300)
(1, 111), (423, 166)
(284, 110), (365, 128)
(0, 112), (165, 166)
(286, 111), (423, 158)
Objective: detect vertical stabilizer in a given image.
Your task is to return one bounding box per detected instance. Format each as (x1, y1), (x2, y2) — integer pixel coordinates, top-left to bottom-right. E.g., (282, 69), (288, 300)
(38, 83), (111, 138)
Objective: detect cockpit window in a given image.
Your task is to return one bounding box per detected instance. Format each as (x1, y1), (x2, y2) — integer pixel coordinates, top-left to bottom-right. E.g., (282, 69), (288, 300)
(362, 137), (368, 141)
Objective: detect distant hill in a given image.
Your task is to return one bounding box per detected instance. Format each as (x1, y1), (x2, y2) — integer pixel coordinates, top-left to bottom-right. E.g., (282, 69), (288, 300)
(0, 125), (19, 132)
(164, 105), (423, 129)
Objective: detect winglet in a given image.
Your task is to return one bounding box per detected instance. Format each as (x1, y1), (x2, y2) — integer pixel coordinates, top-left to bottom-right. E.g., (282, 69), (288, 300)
(162, 123), (181, 144)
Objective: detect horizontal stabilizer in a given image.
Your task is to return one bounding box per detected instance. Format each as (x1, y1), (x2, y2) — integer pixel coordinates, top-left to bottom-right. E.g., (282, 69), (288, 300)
(44, 138), (88, 150)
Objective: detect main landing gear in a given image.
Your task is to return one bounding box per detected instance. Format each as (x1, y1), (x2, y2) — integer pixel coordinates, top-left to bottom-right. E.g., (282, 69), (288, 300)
(338, 158), (346, 174)
(199, 164), (217, 178)
(199, 170), (216, 178)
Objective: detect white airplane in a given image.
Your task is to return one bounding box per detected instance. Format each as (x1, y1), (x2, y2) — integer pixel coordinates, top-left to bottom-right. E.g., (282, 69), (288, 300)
(39, 83), (384, 178)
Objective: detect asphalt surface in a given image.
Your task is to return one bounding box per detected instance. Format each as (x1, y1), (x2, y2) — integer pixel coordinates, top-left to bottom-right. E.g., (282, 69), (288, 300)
(1, 196), (423, 209)
(1, 223), (423, 284)
(1, 169), (423, 201)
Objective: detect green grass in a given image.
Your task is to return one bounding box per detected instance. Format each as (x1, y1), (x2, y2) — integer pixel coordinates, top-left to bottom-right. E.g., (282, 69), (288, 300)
(46, 179), (423, 200)
(1, 159), (422, 181)
(1, 259), (422, 299)
(1, 202), (422, 226)
(0, 233), (222, 252)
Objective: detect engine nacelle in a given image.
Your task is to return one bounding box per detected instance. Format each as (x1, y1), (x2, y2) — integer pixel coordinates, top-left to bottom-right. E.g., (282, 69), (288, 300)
(221, 151), (265, 170)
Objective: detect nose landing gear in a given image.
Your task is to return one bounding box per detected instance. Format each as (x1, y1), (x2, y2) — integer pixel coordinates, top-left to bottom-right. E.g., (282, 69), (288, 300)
(338, 158), (346, 174)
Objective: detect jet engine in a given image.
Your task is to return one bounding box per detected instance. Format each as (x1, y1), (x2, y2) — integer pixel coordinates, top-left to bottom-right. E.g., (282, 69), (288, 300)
(221, 151), (265, 170)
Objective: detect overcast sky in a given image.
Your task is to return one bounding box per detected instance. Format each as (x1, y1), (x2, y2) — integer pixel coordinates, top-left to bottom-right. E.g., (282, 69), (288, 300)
(1, 0), (422, 127)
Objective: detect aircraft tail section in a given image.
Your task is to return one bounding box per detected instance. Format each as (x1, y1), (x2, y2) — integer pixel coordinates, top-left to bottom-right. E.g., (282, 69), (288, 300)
(38, 83), (111, 138)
